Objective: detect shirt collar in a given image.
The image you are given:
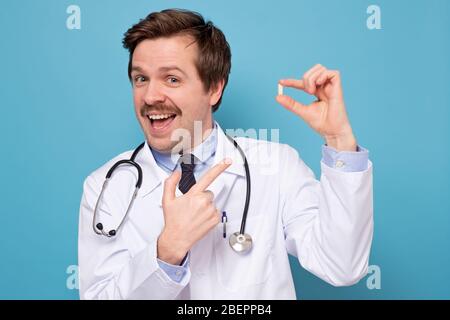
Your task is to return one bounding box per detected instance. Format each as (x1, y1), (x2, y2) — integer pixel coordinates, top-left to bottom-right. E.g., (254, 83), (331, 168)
(150, 122), (218, 172)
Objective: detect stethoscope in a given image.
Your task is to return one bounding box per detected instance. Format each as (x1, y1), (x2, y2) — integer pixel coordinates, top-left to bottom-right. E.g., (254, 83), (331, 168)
(92, 133), (253, 254)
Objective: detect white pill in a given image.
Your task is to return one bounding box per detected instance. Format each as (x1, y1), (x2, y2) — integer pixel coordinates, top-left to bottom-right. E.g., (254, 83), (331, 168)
(278, 83), (283, 96)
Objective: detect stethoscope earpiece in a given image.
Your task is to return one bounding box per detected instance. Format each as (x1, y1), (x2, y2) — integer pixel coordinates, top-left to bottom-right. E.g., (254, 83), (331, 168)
(95, 223), (117, 237)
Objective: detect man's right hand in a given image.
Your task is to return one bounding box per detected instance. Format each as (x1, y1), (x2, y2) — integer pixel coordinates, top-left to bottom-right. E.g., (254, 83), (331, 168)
(157, 159), (232, 265)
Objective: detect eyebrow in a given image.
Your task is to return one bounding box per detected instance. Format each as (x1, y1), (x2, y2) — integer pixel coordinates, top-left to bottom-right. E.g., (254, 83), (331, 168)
(159, 65), (188, 77)
(130, 65), (145, 73)
(130, 65), (188, 77)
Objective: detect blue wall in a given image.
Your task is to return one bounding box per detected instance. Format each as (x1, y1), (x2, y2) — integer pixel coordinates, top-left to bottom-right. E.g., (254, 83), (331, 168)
(0, 0), (449, 299)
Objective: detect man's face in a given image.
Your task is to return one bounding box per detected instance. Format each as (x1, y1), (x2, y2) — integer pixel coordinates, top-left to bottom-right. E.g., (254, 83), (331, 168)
(131, 35), (221, 153)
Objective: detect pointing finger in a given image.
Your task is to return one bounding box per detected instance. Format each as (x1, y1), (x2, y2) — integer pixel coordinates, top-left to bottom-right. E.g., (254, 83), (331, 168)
(190, 159), (232, 193)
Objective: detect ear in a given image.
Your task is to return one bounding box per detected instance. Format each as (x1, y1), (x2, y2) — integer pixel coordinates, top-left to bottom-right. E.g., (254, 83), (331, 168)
(208, 80), (225, 107)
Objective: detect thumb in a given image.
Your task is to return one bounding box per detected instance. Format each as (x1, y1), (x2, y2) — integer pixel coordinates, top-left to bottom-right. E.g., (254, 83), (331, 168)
(276, 95), (308, 120)
(162, 170), (181, 206)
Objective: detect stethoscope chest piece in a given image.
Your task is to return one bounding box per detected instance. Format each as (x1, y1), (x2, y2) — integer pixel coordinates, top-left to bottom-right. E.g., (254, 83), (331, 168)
(229, 232), (253, 254)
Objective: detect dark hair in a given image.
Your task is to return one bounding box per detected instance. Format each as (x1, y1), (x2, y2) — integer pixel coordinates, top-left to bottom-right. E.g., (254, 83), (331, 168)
(122, 9), (232, 112)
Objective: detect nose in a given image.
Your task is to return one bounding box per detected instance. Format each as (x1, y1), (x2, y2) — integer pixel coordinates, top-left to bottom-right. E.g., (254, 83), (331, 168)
(143, 80), (166, 106)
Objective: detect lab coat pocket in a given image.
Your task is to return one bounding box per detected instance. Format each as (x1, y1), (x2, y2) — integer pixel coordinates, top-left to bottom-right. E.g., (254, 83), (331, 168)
(214, 215), (273, 292)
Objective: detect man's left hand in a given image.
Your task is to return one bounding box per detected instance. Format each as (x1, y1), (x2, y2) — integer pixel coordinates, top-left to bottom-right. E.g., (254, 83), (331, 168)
(276, 64), (357, 152)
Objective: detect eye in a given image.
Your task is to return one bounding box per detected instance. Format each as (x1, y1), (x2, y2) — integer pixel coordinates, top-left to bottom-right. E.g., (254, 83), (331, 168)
(166, 77), (180, 85)
(133, 75), (147, 85)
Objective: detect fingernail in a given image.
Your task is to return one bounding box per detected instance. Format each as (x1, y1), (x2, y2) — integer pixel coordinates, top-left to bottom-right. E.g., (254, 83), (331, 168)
(223, 158), (233, 165)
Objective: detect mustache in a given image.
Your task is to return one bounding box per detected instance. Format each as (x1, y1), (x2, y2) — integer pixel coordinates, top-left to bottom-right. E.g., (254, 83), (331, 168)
(140, 103), (182, 117)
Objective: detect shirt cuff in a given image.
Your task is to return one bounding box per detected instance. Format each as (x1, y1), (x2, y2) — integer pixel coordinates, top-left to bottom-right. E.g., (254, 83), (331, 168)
(321, 144), (369, 172)
(157, 252), (190, 283)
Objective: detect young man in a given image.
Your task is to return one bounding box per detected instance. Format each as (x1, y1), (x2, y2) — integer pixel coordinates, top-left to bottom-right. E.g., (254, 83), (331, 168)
(78, 9), (373, 299)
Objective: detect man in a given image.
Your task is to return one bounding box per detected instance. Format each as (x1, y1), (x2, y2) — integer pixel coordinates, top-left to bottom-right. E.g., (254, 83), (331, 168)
(78, 9), (373, 299)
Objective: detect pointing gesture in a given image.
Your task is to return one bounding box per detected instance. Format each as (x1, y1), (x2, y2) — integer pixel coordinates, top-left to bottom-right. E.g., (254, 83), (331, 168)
(162, 160), (231, 203)
(158, 160), (232, 265)
(190, 160), (232, 193)
(276, 64), (357, 151)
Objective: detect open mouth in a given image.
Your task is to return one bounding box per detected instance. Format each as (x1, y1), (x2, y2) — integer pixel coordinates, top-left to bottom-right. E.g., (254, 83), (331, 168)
(147, 113), (177, 134)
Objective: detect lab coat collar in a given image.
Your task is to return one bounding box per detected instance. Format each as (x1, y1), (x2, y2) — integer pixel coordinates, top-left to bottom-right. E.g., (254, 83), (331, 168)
(136, 121), (246, 200)
(212, 122), (246, 177)
(134, 140), (169, 198)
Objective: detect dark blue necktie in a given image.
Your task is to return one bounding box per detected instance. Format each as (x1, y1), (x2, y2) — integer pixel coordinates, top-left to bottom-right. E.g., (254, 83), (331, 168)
(178, 154), (196, 194)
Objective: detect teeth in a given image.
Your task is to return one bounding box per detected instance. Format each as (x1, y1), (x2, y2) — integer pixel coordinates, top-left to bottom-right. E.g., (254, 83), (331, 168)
(147, 114), (174, 120)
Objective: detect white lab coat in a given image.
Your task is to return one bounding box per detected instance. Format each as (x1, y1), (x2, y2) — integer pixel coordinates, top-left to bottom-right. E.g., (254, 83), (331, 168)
(78, 123), (373, 300)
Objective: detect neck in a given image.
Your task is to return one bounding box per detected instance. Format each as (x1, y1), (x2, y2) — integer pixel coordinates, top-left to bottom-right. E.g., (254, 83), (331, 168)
(183, 117), (214, 154)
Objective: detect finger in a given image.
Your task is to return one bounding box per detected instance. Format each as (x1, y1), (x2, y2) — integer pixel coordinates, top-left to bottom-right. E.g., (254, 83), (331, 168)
(317, 70), (340, 86)
(303, 64), (324, 94)
(190, 160), (232, 193)
(329, 70), (341, 84)
(305, 66), (326, 95)
(211, 209), (221, 225)
(275, 95), (308, 119)
(279, 79), (306, 90)
(162, 170), (181, 206)
(311, 67), (327, 86)
(316, 69), (330, 86)
(202, 190), (215, 202)
(303, 64), (323, 80)
(204, 209), (221, 229)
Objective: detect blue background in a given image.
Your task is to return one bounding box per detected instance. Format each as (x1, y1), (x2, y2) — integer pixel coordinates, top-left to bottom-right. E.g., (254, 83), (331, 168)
(0, 0), (449, 299)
